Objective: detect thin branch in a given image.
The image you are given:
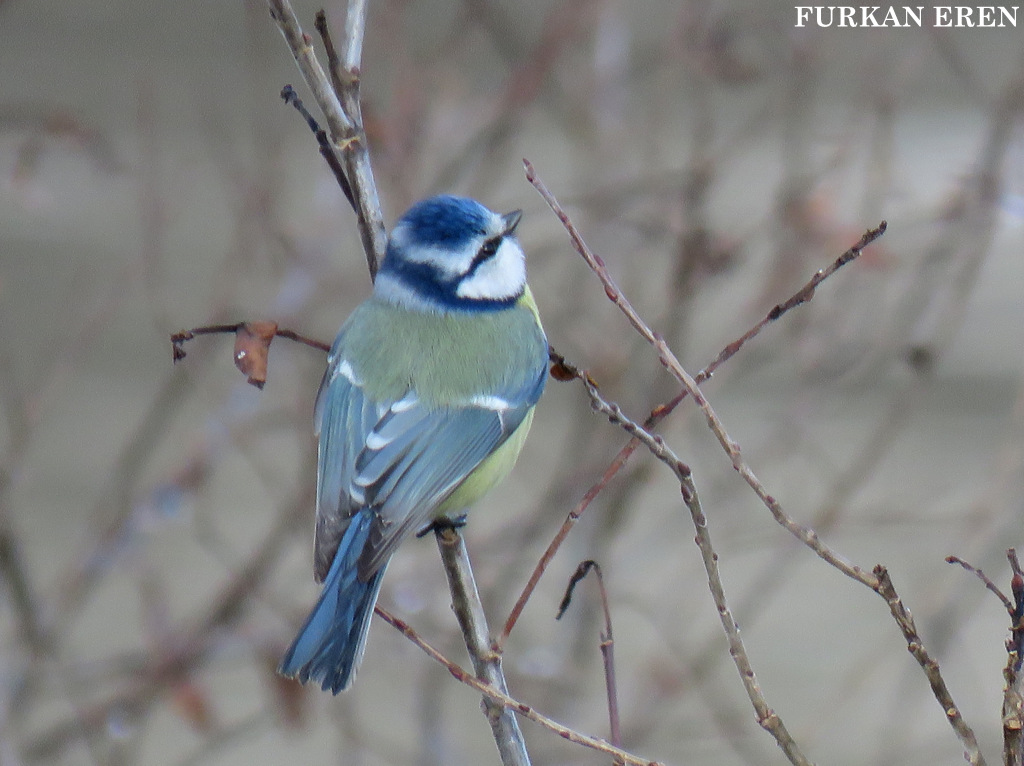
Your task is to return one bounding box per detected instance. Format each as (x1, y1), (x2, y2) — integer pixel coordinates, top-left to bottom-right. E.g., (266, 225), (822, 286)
(528, 162), (990, 765)
(267, 0), (386, 278)
(577, 376), (813, 765)
(315, 6), (364, 126)
(171, 323), (329, 355)
(267, 0), (353, 138)
(498, 168), (884, 648)
(374, 605), (664, 766)
(171, 322), (329, 389)
(315, 10), (347, 99)
(947, 555), (1013, 614)
(434, 526), (531, 766)
(874, 566), (985, 765)
(1006, 549), (1024, 766)
(281, 84), (354, 208)
(1005, 663), (1024, 766)
(556, 560), (622, 759)
(1010, 550), (1024, 666)
(526, 158), (883, 591)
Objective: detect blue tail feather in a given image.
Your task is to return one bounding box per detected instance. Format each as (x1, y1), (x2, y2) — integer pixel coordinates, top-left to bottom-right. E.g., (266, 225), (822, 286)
(278, 512), (386, 693)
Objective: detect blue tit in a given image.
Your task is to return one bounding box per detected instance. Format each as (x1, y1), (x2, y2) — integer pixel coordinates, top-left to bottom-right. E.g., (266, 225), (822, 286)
(278, 195), (548, 693)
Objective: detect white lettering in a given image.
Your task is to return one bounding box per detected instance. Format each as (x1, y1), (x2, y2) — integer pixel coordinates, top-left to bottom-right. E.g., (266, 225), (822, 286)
(792, 5), (1009, 29)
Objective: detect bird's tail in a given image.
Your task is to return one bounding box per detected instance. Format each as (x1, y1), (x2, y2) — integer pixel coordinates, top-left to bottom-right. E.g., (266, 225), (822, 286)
(278, 512), (386, 693)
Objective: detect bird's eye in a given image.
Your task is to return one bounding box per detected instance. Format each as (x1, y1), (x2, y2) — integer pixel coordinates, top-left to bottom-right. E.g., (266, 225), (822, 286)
(478, 238), (500, 259)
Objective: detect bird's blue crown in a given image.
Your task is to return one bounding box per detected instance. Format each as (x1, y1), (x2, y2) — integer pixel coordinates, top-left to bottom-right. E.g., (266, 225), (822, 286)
(397, 196), (491, 250)
(375, 195), (526, 313)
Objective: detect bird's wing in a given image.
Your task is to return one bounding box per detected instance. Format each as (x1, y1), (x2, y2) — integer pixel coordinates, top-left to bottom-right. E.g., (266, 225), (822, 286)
(312, 348), (545, 583)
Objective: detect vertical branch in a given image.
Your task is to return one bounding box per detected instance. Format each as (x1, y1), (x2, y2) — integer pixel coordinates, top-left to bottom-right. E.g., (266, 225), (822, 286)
(268, 0), (386, 278)
(1005, 550), (1024, 766)
(557, 560), (622, 760)
(271, 4), (527, 761)
(435, 527), (532, 766)
(267, 0), (352, 137)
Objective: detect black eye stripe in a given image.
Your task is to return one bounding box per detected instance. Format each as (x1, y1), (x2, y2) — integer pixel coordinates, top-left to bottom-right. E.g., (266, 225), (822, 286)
(467, 236), (502, 274)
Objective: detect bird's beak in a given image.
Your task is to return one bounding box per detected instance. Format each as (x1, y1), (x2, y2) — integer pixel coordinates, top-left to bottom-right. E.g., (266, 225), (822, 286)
(501, 209), (523, 236)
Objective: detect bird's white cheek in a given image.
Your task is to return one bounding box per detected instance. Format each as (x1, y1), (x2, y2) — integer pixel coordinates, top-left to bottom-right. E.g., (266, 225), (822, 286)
(456, 241), (526, 301)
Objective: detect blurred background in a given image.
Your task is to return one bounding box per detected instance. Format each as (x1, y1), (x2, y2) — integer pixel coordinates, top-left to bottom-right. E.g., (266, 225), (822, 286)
(2, 1), (1024, 764)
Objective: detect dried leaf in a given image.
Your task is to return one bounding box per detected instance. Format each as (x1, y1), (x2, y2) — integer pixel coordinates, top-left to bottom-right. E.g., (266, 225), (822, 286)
(233, 321), (278, 389)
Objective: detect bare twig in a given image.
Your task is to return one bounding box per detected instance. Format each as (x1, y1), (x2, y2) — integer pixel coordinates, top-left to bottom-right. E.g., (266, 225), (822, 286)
(267, 0), (386, 277)
(947, 555), (1013, 614)
(434, 527), (531, 766)
(578, 376), (813, 765)
(171, 323), (329, 353)
(556, 560), (622, 759)
(171, 322), (329, 389)
(267, 0), (352, 134)
(1009, 551), (1024, 666)
(499, 167), (884, 649)
(527, 158), (883, 590)
(374, 605), (663, 766)
(528, 162), (992, 765)
(281, 84), (354, 207)
(314, 6), (364, 129)
(1005, 550), (1024, 766)
(874, 566), (985, 765)
(1005, 663), (1024, 766)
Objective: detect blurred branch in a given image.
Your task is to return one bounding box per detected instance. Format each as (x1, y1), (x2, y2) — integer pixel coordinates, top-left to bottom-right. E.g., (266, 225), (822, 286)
(900, 60), (1024, 368)
(0, 105), (124, 178)
(0, 525), (46, 653)
(431, 0), (597, 196)
(25, 482), (313, 761)
(0, 347), (47, 657)
(55, 368), (195, 622)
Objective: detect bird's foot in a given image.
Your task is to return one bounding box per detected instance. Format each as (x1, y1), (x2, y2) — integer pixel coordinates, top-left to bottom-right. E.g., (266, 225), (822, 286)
(416, 513), (468, 538)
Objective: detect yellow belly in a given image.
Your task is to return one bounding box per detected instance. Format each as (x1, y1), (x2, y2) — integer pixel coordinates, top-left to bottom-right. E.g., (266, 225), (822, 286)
(435, 407), (536, 517)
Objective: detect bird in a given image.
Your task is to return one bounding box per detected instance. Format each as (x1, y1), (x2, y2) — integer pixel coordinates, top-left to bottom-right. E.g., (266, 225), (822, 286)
(278, 195), (548, 693)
